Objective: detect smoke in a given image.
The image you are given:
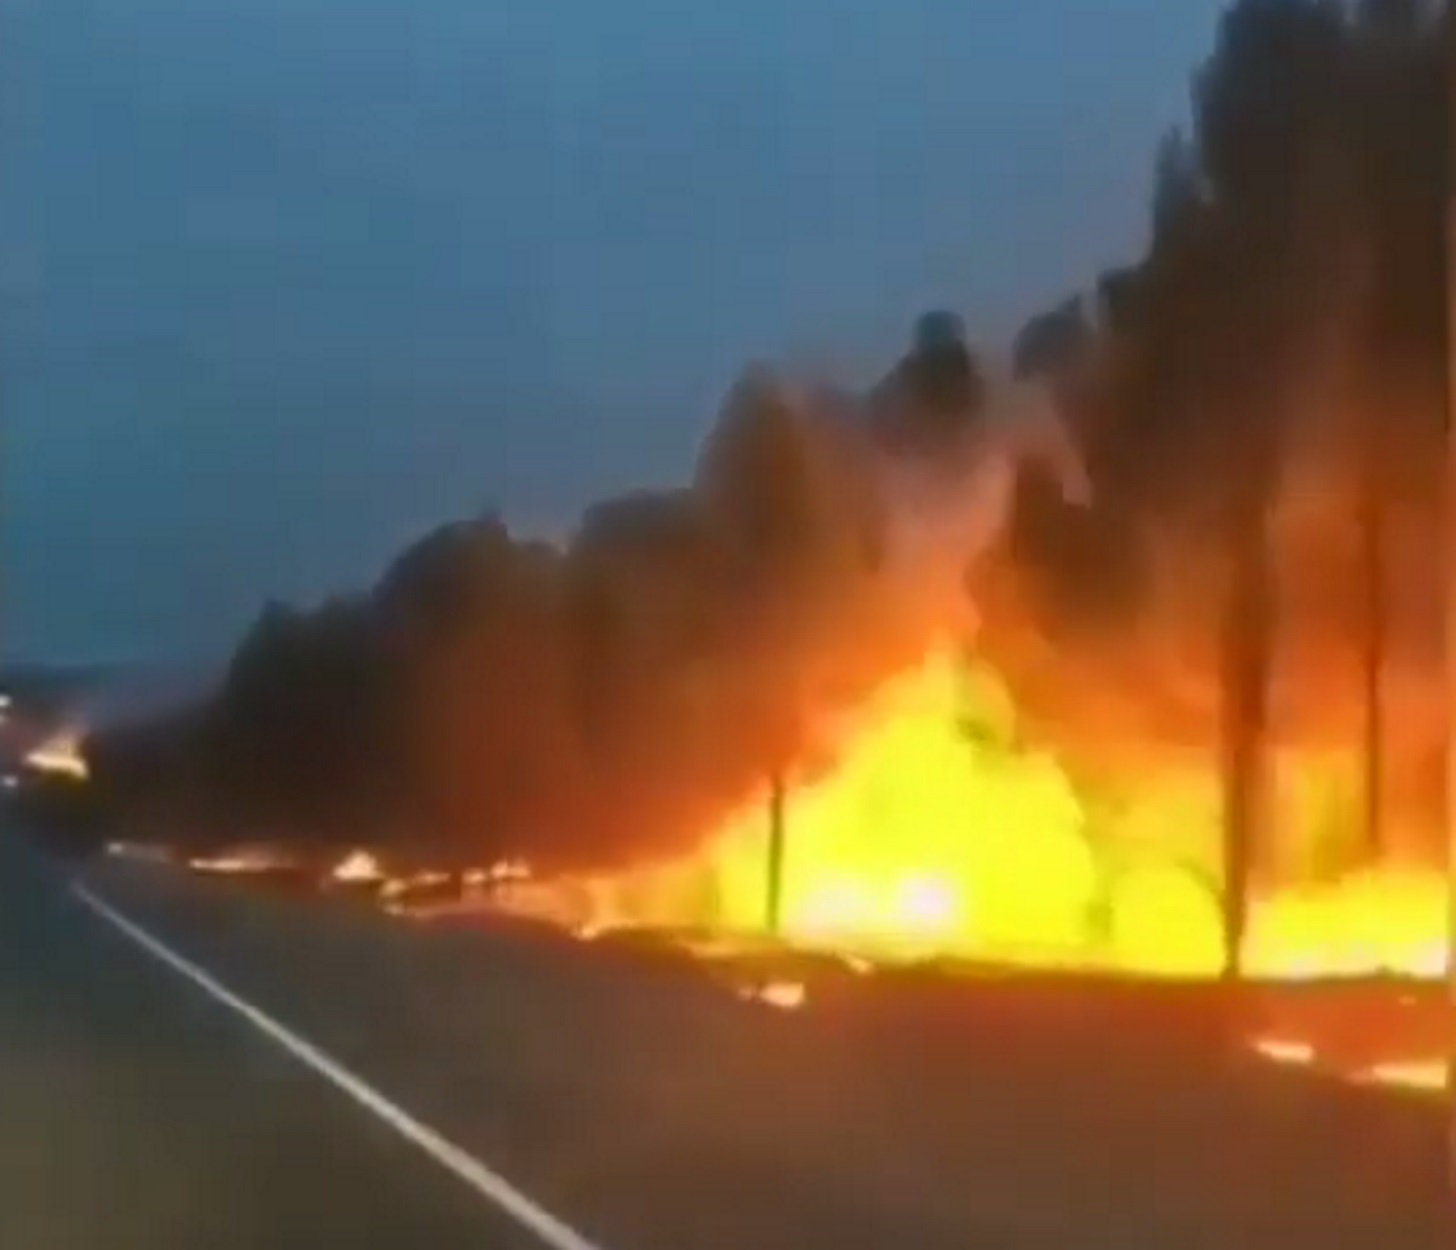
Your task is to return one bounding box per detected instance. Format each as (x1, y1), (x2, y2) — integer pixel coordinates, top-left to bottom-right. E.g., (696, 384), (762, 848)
(980, 0), (1448, 860)
(87, 0), (1449, 875)
(374, 367), (1051, 869)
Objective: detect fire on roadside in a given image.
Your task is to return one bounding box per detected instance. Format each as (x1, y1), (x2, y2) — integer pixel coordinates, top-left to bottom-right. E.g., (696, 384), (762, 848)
(367, 425), (1445, 1077)
(475, 642), (1446, 1092)
(741, 979), (809, 1011)
(380, 868), (455, 898)
(1252, 1033), (1446, 1097)
(374, 860), (535, 914)
(188, 846), (298, 876)
(1357, 1059), (1446, 1093)
(487, 648), (1446, 983)
(1253, 1037), (1317, 1066)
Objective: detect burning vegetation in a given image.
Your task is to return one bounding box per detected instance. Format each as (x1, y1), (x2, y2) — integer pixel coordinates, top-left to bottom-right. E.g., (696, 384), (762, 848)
(78, 1), (1448, 996)
(487, 647), (1445, 980)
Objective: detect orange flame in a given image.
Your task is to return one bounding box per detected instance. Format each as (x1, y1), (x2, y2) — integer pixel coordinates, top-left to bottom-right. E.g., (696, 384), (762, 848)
(492, 648), (1447, 983)
(1357, 1059), (1446, 1093)
(1250, 1034), (1446, 1096)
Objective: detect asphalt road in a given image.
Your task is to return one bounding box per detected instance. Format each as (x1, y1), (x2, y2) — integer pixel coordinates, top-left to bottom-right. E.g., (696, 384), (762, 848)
(3, 826), (1450, 1250)
(0, 832), (562, 1250)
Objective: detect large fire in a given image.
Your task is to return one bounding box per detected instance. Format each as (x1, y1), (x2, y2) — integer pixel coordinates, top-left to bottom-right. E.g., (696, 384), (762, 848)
(494, 648), (1446, 981)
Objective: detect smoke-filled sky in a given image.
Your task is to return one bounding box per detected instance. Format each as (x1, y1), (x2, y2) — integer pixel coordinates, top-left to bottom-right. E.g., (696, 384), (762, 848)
(3, 0), (1226, 664)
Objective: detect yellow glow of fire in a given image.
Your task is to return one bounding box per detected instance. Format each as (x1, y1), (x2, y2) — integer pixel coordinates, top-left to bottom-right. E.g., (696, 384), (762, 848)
(740, 979), (809, 1011)
(1252, 1036), (1317, 1066)
(1357, 1059), (1446, 1093)
(491, 649), (1447, 981)
(188, 847), (293, 875)
(1251, 1035), (1446, 1097)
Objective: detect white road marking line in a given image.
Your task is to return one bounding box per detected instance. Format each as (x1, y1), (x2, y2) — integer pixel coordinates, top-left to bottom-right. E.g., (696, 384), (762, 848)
(73, 885), (610, 1250)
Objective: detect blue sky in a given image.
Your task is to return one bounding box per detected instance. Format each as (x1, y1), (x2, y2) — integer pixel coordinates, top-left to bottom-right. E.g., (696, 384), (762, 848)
(3, 0), (1227, 662)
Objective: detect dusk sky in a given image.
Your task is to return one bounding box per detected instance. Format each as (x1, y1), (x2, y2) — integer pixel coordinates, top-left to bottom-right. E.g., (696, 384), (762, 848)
(5, 0), (1226, 664)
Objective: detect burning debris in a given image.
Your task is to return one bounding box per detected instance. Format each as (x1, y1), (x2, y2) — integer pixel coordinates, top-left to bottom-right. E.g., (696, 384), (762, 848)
(740, 980), (808, 1012)
(1253, 1031), (1446, 1099)
(1253, 1036), (1317, 1066)
(186, 845), (300, 876)
(1357, 1059), (1444, 1094)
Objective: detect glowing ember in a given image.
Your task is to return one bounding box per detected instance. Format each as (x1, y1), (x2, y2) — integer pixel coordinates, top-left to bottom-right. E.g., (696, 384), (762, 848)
(1357, 1059), (1446, 1094)
(740, 979), (809, 1011)
(1251, 1037), (1447, 1097)
(491, 649), (1447, 979)
(463, 860), (532, 889)
(380, 869), (453, 900)
(1252, 1036), (1317, 1066)
(188, 847), (295, 875)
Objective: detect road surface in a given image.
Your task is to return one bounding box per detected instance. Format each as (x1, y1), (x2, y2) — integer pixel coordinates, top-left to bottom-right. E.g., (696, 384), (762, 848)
(0, 833), (568, 1249)
(2, 825), (1449, 1249)
(0, 829), (1034, 1250)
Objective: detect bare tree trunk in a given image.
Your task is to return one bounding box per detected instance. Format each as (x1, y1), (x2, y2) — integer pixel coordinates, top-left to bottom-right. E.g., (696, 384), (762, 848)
(1442, 143), (1455, 1170)
(765, 772), (787, 937)
(1221, 422), (1278, 983)
(1359, 418), (1388, 865)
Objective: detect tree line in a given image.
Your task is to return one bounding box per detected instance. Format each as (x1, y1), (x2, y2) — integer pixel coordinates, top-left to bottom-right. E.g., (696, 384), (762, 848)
(70, 0), (1447, 876)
